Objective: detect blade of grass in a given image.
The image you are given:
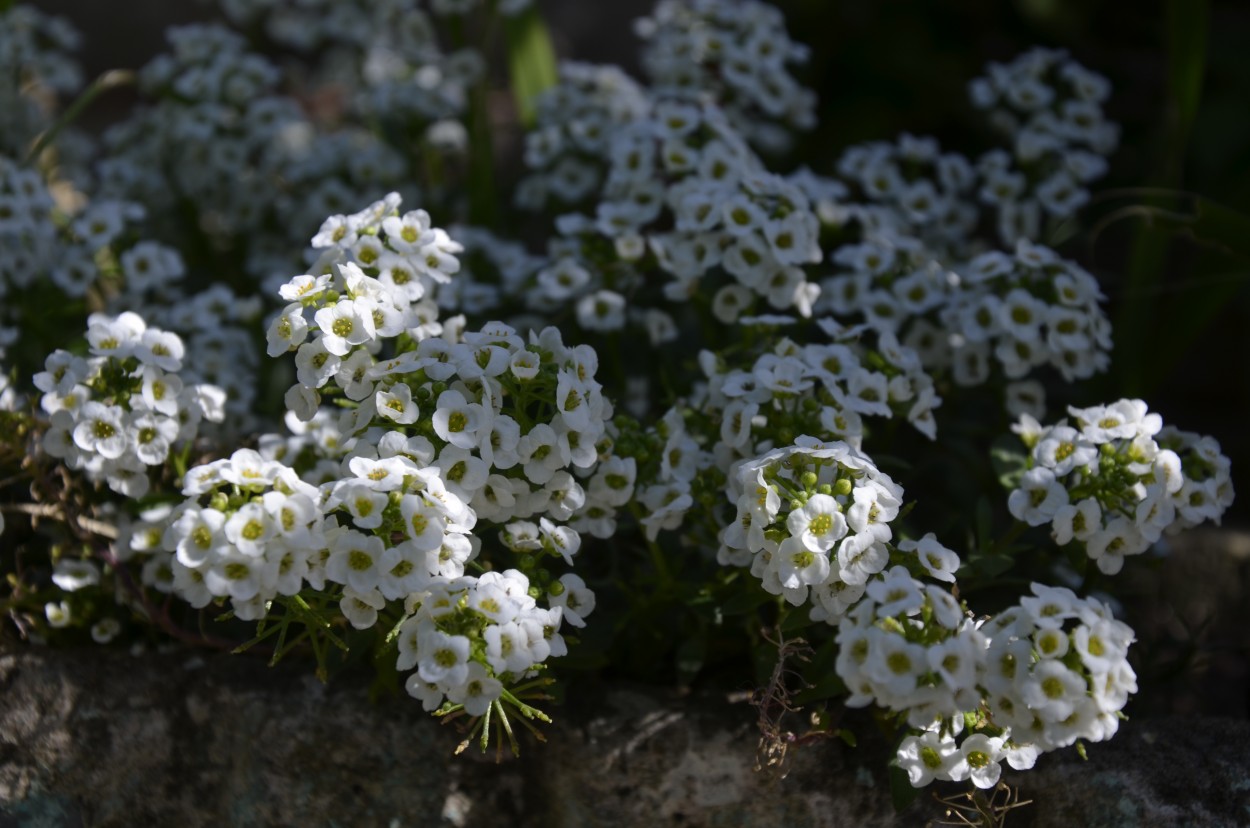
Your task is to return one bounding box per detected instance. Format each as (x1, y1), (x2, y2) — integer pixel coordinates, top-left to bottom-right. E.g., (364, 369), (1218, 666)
(503, 7), (558, 129)
(25, 69), (135, 164)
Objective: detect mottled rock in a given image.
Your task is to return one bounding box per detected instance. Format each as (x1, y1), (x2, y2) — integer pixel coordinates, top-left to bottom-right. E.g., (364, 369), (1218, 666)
(2, 532), (1248, 826)
(3, 647), (1250, 827)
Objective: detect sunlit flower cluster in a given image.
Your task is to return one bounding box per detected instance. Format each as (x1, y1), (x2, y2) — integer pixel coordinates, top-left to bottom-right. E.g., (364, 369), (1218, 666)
(1010, 399), (1234, 574)
(38, 312), (225, 498)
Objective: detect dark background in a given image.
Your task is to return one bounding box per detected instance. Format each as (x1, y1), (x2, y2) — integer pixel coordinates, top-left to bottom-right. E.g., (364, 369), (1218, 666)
(37, 0), (1250, 523)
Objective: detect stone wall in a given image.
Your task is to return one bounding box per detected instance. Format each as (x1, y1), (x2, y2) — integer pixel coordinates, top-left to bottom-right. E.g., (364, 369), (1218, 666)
(3, 529), (1248, 827)
(3, 644), (1250, 827)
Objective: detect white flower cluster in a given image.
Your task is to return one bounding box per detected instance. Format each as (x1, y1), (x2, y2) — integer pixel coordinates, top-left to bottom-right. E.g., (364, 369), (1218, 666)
(98, 25), (297, 245)
(818, 232), (951, 339)
(635, 0), (816, 153)
(1009, 399), (1235, 575)
(980, 584), (1136, 754)
(0, 155), (147, 301)
(158, 450), (323, 620)
(398, 569), (572, 717)
(37, 312), (226, 498)
(836, 568), (982, 725)
(969, 48), (1117, 243)
(939, 240), (1112, 387)
(535, 98), (824, 334)
(834, 135), (978, 256)
(695, 327), (941, 458)
(818, 234), (1111, 407)
(517, 62), (650, 209)
(856, 580), (1136, 791)
(720, 440), (951, 625)
(214, 0), (478, 134)
(256, 195), (635, 711)
(0, 5), (82, 157)
(97, 24), (412, 284)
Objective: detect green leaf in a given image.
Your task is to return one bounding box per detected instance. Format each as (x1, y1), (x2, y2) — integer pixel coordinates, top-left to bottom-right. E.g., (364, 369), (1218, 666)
(1165, 0), (1208, 174)
(720, 586), (774, 616)
(989, 435), (1030, 491)
(967, 552), (1015, 579)
(504, 8), (558, 129)
(837, 728), (857, 748)
(975, 497), (994, 555)
(889, 764), (920, 812)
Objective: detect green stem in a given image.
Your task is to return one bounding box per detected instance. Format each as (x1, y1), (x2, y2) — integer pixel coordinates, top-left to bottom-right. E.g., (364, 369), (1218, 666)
(25, 69), (135, 164)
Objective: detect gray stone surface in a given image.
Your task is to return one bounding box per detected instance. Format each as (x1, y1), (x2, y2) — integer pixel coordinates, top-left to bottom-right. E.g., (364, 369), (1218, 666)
(2, 530), (1248, 827)
(2, 645), (1250, 827)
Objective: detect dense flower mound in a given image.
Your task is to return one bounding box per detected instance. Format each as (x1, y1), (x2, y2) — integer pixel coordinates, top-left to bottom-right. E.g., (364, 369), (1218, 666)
(721, 439), (924, 622)
(1009, 399), (1234, 574)
(38, 313), (225, 499)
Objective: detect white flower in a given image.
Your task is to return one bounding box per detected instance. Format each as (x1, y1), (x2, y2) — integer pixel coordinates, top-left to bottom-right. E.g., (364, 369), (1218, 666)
(1008, 467), (1068, 526)
(130, 411), (178, 465)
(51, 559), (101, 592)
(325, 530), (389, 593)
(376, 382), (419, 425)
(266, 304), (310, 357)
(1021, 659), (1087, 721)
(416, 629), (471, 688)
(91, 618), (122, 644)
(340, 587), (386, 630)
(484, 621), (534, 675)
(73, 402), (128, 459)
(1034, 426), (1097, 476)
(785, 493), (848, 553)
(896, 731), (958, 787)
(549, 573), (595, 628)
(331, 481), (389, 530)
(540, 518), (582, 565)
(138, 367), (183, 417)
(165, 506), (227, 568)
(224, 502), (273, 557)
(447, 662), (502, 716)
(576, 290), (627, 331)
(949, 734), (1005, 789)
(313, 299), (376, 356)
(134, 328), (185, 372)
(45, 600), (72, 628)
(205, 554), (264, 602)
(775, 536), (831, 590)
(432, 389), (487, 449)
(294, 339), (342, 389)
(898, 533), (961, 583)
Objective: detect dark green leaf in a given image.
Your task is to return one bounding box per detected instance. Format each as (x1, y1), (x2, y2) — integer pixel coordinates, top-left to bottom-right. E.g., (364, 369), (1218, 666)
(720, 586), (774, 616)
(889, 764), (919, 812)
(990, 435), (1030, 491)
